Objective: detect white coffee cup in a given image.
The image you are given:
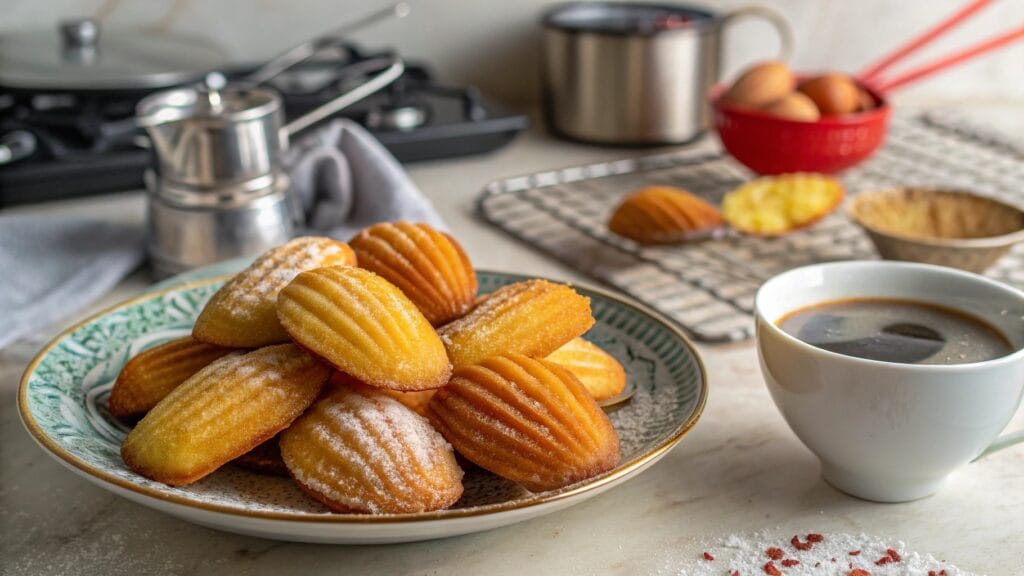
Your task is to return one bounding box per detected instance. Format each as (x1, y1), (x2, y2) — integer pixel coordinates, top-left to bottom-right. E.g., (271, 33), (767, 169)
(755, 261), (1024, 502)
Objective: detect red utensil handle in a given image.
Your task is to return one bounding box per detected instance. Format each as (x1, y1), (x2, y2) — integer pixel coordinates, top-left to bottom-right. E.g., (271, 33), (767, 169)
(857, 0), (993, 84)
(869, 24), (1024, 93)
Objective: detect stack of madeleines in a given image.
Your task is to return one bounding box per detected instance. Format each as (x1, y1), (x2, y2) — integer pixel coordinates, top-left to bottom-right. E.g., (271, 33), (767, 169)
(112, 221), (625, 514)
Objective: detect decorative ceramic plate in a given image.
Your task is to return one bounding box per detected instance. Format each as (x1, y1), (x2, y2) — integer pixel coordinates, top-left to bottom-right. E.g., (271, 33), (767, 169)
(19, 270), (707, 544)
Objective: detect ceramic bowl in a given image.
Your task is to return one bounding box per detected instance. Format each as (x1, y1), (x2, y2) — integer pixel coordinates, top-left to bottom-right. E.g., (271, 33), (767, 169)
(847, 187), (1024, 273)
(18, 270), (707, 544)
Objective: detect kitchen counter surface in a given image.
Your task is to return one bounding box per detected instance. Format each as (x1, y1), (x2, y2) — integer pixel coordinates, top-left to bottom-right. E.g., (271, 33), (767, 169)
(3, 107), (1024, 575)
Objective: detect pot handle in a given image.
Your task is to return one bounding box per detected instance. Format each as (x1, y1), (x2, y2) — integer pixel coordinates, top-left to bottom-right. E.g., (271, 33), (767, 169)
(281, 56), (405, 137)
(720, 6), (794, 68)
(245, 2), (409, 86)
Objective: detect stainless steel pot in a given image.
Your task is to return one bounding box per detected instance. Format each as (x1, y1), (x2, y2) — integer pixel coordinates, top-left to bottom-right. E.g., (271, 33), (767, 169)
(136, 2), (409, 277)
(136, 56), (404, 189)
(542, 2), (792, 145)
(137, 84), (285, 188)
(146, 170), (297, 278)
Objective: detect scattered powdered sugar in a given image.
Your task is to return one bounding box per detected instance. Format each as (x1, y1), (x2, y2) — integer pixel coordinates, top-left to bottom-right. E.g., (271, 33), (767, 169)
(673, 531), (972, 576)
(438, 280), (533, 338)
(294, 390), (460, 513)
(352, 392), (439, 467)
(234, 364), (258, 378)
(227, 237), (345, 315)
(303, 237), (342, 260)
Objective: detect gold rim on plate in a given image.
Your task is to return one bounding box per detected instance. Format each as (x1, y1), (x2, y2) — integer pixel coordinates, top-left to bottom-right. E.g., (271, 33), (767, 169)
(18, 273), (708, 524)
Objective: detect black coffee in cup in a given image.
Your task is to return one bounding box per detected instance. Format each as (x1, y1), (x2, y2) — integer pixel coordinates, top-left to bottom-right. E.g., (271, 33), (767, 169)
(777, 297), (1013, 365)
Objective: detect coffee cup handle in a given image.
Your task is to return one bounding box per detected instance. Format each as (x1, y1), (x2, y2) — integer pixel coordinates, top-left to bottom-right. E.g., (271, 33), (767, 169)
(975, 426), (1024, 460)
(721, 6), (795, 64)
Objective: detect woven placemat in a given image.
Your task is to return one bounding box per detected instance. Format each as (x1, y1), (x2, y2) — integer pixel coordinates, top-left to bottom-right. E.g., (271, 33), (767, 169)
(478, 114), (1024, 342)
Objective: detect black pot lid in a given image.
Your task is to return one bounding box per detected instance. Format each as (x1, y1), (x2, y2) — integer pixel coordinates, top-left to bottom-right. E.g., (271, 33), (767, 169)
(0, 19), (229, 91)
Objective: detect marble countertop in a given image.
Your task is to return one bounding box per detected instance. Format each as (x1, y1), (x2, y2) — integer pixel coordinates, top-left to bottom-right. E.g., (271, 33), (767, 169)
(3, 108), (1024, 575)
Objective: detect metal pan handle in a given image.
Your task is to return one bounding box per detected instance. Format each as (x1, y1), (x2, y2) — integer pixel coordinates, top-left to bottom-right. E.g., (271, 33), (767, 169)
(241, 2), (410, 138)
(245, 2), (409, 86)
(281, 56), (405, 137)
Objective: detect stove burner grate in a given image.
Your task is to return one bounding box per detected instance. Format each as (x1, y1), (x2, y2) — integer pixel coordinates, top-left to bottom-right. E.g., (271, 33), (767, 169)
(0, 43), (528, 206)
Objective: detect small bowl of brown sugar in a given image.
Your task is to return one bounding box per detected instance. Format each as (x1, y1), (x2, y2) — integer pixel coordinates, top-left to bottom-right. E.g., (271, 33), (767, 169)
(847, 187), (1024, 273)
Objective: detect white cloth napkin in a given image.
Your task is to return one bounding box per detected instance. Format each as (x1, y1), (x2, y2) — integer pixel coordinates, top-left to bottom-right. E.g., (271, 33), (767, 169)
(0, 119), (444, 349)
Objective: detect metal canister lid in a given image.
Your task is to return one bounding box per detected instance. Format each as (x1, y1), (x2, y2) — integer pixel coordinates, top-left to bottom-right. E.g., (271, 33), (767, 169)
(0, 19), (228, 91)
(136, 84), (282, 126)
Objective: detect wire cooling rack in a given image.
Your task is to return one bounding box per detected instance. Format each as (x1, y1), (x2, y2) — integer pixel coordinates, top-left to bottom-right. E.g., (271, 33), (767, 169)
(477, 114), (1024, 342)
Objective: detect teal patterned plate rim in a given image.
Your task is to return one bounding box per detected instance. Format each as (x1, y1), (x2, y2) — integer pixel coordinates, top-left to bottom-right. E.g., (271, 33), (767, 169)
(18, 270), (708, 523)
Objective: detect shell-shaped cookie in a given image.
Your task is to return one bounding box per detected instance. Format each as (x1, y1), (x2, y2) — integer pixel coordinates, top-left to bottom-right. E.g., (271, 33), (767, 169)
(277, 266), (452, 391)
(437, 279), (594, 369)
(233, 434), (288, 476)
(350, 221), (477, 326)
(722, 173), (844, 236)
(121, 344), (329, 486)
(546, 338), (627, 401)
(608, 186), (723, 244)
(280, 386), (464, 514)
(193, 237), (356, 347)
(331, 372), (437, 416)
(427, 354), (620, 492)
(108, 336), (234, 420)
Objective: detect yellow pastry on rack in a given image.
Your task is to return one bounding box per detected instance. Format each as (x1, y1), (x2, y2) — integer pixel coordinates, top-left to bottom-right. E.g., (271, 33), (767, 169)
(427, 354), (620, 492)
(608, 186), (723, 244)
(121, 344), (329, 486)
(437, 279), (594, 369)
(280, 386), (464, 514)
(108, 336), (234, 420)
(350, 221), (477, 326)
(722, 173), (844, 236)
(277, 266), (452, 391)
(192, 237), (356, 348)
(546, 337), (627, 401)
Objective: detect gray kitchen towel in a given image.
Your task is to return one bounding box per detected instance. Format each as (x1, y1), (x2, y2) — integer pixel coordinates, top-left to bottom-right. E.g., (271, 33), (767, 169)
(286, 119), (446, 238)
(0, 119), (444, 349)
(0, 215), (145, 349)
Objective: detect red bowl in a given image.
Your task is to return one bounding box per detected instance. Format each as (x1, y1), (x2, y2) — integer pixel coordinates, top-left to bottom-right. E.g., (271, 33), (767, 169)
(709, 83), (892, 175)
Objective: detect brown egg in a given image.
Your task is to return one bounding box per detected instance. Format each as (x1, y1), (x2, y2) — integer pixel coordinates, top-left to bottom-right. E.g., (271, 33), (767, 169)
(856, 87), (877, 112)
(761, 92), (821, 122)
(797, 73), (860, 116)
(721, 60), (795, 108)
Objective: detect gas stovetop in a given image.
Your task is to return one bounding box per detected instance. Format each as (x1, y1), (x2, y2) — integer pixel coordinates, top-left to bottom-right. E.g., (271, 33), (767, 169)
(0, 44), (529, 207)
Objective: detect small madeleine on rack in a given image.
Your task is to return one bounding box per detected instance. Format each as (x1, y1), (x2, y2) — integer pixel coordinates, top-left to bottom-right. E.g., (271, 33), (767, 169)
(277, 266), (452, 391)
(121, 344), (329, 486)
(437, 279), (594, 369)
(192, 237), (356, 348)
(608, 186), (723, 244)
(427, 354), (620, 492)
(108, 336), (235, 420)
(722, 173), (844, 236)
(546, 337), (627, 401)
(350, 220), (477, 326)
(281, 386), (464, 514)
